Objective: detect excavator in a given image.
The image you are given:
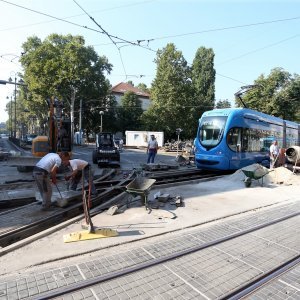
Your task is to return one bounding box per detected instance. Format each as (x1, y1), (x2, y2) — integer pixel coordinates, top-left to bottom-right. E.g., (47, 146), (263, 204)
(8, 97), (72, 172)
(32, 97), (72, 157)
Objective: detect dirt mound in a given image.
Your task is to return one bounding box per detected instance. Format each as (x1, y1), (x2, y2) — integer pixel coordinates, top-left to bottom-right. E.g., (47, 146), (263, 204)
(227, 164), (299, 187)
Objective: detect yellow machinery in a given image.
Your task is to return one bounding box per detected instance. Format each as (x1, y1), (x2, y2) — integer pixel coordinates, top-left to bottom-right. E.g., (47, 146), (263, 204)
(31, 136), (49, 157)
(32, 97), (72, 157)
(10, 96), (72, 171)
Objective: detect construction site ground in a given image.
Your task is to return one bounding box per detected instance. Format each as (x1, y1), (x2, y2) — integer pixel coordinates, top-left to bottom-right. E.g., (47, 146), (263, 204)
(0, 162), (299, 282)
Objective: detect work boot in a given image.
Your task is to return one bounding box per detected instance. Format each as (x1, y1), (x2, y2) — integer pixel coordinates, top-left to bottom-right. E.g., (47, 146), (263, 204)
(41, 204), (52, 211)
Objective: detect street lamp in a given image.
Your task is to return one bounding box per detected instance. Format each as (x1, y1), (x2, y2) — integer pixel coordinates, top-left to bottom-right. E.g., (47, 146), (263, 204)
(100, 111), (104, 133)
(6, 96), (13, 137)
(8, 74), (25, 138)
(176, 128), (183, 157)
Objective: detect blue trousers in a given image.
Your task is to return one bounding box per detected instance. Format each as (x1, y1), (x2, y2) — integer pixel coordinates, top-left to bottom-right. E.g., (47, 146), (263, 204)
(147, 151), (156, 164)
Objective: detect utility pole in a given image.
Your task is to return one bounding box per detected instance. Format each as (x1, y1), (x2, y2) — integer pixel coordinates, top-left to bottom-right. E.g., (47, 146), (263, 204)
(70, 87), (75, 146)
(79, 98), (82, 145)
(1, 76), (26, 138)
(176, 128), (182, 157)
(14, 77), (16, 138)
(10, 96), (12, 138)
(100, 111), (104, 132)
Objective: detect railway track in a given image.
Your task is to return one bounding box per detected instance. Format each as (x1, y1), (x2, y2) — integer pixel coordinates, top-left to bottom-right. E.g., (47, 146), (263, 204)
(0, 168), (221, 249)
(2, 201), (298, 300)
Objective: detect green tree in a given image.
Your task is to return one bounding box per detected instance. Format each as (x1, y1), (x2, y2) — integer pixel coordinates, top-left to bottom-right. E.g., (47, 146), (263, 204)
(19, 34), (114, 134)
(239, 68), (300, 121)
(191, 47), (215, 111)
(118, 91), (143, 133)
(216, 99), (231, 108)
(137, 83), (150, 93)
(142, 43), (191, 139)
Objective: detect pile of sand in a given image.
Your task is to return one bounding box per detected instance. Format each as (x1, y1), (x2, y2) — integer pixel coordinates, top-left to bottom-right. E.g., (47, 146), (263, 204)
(227, 164), (300, 187)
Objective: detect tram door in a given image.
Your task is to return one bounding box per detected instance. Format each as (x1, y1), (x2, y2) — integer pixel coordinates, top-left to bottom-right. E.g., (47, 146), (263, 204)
(227, 128), (245, 169)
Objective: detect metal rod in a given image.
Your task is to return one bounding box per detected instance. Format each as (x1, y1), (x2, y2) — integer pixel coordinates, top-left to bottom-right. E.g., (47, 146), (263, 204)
(54, 183), (63, 199)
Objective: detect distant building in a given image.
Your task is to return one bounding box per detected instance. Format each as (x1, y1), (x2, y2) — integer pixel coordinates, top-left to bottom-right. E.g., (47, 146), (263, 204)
(111, 82), (151, 111)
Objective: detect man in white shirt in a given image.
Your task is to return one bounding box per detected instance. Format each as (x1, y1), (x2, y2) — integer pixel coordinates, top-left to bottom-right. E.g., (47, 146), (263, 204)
(119, 138), (124, 151)
(64, 158), (97, 196)
(33, 152), (69, 210)
(270, 140), (279, 169)
(147, 135), (158, 164)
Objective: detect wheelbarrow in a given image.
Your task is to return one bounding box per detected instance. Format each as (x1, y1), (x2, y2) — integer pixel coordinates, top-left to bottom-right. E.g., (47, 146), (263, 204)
(242, 168), (273, 187)
(126, 177), (156, 210)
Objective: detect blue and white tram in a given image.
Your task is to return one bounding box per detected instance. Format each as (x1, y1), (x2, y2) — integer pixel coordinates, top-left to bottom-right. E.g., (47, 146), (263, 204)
(194, 108), (300, 170)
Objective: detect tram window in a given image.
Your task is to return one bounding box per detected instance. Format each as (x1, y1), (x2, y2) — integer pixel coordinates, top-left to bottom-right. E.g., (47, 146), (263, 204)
(228, 127), (275, 152)
(227, 128), (242, 152)
(286, 128), (298, 147)
(199, 116), (227, 148)
(241, 128), (249, 152)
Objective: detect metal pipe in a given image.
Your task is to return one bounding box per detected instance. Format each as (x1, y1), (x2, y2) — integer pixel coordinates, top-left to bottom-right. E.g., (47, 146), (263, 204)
(54, 183), (63, 199)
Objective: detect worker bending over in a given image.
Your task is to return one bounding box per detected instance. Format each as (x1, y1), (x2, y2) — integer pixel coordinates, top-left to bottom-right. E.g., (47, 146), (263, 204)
(63, 156), (97, 196)
(33, 152), (70, 211)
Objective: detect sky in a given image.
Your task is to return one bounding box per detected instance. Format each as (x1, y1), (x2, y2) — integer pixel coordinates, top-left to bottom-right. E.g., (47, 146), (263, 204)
(0, 0), (300, 123)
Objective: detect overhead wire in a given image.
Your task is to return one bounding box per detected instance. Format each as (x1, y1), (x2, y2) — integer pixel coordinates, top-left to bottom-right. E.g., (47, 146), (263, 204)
(0, 0), (155, 53)
(72, 0), (151, 82)
(0, 0), (156, 33)
(1, 0), (298, 91)
(0, 0), (107, 34)
(72, 0), (128, 80)
(145, 16), (300, 42)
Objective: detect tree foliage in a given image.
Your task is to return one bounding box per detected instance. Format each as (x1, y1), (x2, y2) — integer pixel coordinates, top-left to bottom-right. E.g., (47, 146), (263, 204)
(216, 99), (231, 108)
(191, 47), (215, 108)
(118, 91), (143, 134)
(142, 43), (215, 140)
(237, 68), (300, 121)
(190, 47), (215, 135)
(19, 34), (115, 134)
(137, 83), (150, 93)
(142, 44), (191, 139)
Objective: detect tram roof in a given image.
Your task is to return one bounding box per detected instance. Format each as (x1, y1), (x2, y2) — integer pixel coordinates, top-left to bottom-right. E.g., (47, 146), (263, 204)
(200, 108), (299, 128)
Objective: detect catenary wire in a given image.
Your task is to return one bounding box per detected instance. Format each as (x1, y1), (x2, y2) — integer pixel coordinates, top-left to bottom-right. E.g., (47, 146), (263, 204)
(1, 0), (295, 93)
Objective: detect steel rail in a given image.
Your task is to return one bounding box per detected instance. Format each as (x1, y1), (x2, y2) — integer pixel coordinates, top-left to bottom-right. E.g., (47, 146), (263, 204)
(0, 171), (222, 248)
(225, 256), (300, 300)
(29, 210), (300, 300)
(0, 187), (123, 248)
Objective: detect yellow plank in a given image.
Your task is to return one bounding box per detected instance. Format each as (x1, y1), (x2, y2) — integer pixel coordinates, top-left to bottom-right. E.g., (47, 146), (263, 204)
(63, 228), (118, 243)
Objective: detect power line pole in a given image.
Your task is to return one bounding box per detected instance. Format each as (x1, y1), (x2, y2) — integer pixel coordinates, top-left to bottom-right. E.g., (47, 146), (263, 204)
(14, 77), (17, 138)
(79, 98), (82, 145)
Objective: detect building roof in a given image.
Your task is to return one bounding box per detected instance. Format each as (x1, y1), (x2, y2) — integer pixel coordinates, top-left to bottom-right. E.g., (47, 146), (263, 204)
(111, 82), (150, 98)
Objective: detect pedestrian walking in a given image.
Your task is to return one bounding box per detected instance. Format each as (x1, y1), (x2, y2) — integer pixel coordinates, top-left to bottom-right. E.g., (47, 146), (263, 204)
(63, 157), (98, 196)
(33, 152), (69, 210)
(147, 135), (158, 164)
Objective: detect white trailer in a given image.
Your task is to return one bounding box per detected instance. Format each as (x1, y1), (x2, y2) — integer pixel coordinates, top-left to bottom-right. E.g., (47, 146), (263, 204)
(125, 131), (164, 147)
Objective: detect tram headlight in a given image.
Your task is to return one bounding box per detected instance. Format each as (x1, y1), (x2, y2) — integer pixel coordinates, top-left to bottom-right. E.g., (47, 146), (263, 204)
(216, 150), (223, 155)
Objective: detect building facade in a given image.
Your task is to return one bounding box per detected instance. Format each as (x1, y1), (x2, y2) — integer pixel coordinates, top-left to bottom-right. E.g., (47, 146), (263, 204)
(111, 82), (151, 111)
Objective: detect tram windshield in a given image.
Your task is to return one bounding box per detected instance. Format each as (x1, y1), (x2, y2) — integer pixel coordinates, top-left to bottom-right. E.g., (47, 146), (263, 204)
(199, 116), (227, 149)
